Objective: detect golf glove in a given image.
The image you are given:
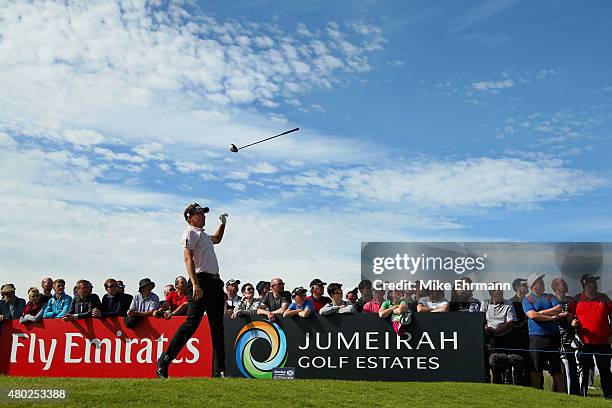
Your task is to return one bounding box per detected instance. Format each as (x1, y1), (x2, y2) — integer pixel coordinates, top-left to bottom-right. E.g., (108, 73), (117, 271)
(219, 212), (229, 225)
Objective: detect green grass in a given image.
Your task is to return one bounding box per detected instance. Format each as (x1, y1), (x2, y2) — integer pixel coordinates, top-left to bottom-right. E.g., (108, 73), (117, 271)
(0, 376), (609, 408)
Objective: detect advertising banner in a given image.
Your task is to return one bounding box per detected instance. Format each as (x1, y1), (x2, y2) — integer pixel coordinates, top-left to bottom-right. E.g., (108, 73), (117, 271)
(0, 317), (212, 378)
(225, 313), (486, 382)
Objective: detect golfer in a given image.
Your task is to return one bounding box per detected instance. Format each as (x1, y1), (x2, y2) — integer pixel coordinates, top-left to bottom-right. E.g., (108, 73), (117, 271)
(157, 203), (228, 378)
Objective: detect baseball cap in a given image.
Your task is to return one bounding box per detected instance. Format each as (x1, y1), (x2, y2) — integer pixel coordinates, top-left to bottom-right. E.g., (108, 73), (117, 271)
(184, 203), (209, 221)
(1, 283), (16, 294)
(226, 279), (240, 287)
(512, 278), (527, 291)
(580, 274), (600, 287)
(527, 274), (545, 289)
(292, 287), (307, 298)
(309, 278), (327, 287)
(256, 281), (269, 292)
(138, 278), (156, 290)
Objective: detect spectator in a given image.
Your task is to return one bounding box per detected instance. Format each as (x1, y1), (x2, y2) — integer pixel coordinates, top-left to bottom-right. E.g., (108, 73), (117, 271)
(522, 273), (565, 392)
(404, 287), (417, 304)
(163, 284), (175, 298)
(20, 287), (46, 324)
(417, 289), (449, 312)
(551, 277), (580, 395)
(156, 276), (188, 319)
(284, 287), (314, 318)
(569, 274), (612, 399)
(414, 280), (429, 301)
(0, 283), (26, 321)
(232, 283), (261, 318)
(403, 280), (425, 313)
(40, 277), (53, 304)
(509, 277), (530, 386)
(257, 277), (291, 322)
(450, 277), (481, 312)
(64, 280), (102, 321)
(225, 279), (241, 315)
(305, 278), (332, 313)
(320, 283), (355, 315)
(116, 280), (126, 293)
(346, 288), (359, 306)
(379, 289), (411, 335)
(363, 288), (385, 314)
(97, 278), (131, 318)
(482, 288), (518, 384)
(256, 281), (270, 298)
(355, 279), (373, 313)
(125, 278), (160, 328)
(116, 279), (134, 303)
(43, 279), (72, 319)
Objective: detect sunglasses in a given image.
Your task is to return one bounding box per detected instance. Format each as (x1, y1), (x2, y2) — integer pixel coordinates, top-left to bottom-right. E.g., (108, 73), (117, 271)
(334, 291), (343, 295)
(106, 284), (117, 288)
(245, 287), (254, 292)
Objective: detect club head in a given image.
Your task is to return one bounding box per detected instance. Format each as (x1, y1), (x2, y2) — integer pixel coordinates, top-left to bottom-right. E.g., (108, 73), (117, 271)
(229, 144), (238, 153)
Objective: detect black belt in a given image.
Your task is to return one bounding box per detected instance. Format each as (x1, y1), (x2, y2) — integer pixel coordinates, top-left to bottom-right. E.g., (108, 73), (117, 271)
(196, 272), (220, 280)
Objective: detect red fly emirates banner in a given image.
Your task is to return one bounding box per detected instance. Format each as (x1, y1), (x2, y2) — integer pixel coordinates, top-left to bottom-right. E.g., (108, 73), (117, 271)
(0, 317), (212, 378)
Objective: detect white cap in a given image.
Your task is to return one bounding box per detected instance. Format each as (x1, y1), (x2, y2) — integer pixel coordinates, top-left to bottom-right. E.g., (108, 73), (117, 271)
(527, 273), (545, 289)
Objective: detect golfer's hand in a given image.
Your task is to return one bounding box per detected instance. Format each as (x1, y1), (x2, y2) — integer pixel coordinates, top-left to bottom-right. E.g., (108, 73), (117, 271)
(193, 284), (203, 300)
(219, 212), (228, 225)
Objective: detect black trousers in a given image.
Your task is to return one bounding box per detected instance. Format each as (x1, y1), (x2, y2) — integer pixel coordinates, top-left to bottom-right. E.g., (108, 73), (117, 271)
(579, 344), (611, 398)
(163, 273), (226, 372)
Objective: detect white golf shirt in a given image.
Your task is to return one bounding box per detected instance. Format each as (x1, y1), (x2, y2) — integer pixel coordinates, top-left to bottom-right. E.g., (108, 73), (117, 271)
(181, 225), (219, 275)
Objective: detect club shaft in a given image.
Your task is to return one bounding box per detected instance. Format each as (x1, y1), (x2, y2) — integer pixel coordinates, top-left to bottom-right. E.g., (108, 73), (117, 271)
(238, 127), (299, 150)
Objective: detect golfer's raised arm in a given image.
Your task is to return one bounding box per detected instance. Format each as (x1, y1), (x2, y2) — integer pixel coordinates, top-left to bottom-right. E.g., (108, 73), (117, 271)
(211, 212), (228, 244)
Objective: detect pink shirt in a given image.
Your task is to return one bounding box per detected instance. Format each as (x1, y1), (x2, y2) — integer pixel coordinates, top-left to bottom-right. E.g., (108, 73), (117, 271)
(363, 299), (382, 313)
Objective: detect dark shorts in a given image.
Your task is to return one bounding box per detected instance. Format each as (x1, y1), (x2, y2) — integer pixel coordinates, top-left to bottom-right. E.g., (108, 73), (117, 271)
(529, 335), (561, 374)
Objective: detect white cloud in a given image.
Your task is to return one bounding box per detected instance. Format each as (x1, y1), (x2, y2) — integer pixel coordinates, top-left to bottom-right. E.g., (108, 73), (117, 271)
(0, 0), (386, 164)
(93, 147), (146, 163)
(249, 161), (278, 174)
(61, 128), (105, 145)
(471, 79), (515, 91)
(0, 131), (17, 146)
(279, 157), (606, 208)
(226, 182), (246, 191)
(0, 0), (384, 133)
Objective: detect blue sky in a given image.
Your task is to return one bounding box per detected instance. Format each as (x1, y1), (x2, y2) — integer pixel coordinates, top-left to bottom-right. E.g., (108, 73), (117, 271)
(1, 0), (611, 296)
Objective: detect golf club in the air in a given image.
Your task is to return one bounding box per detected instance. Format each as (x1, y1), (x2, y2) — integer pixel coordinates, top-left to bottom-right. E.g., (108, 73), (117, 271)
(229, 127), (299, 153)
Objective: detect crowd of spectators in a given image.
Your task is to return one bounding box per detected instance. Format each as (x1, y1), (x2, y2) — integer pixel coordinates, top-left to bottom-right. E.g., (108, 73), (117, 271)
(0, 272), (609, 399)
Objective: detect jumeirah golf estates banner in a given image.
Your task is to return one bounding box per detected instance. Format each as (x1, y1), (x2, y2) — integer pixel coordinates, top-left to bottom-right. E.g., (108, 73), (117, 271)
(0, 317), (213, 378)
(225, 313), (486, 382)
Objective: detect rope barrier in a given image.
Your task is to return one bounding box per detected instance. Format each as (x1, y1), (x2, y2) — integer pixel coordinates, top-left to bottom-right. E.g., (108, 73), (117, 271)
(490, 346), (612, 356)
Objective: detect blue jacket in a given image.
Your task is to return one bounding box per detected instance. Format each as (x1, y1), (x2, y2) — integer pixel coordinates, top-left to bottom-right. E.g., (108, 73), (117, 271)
(43, 293), (72, 319)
